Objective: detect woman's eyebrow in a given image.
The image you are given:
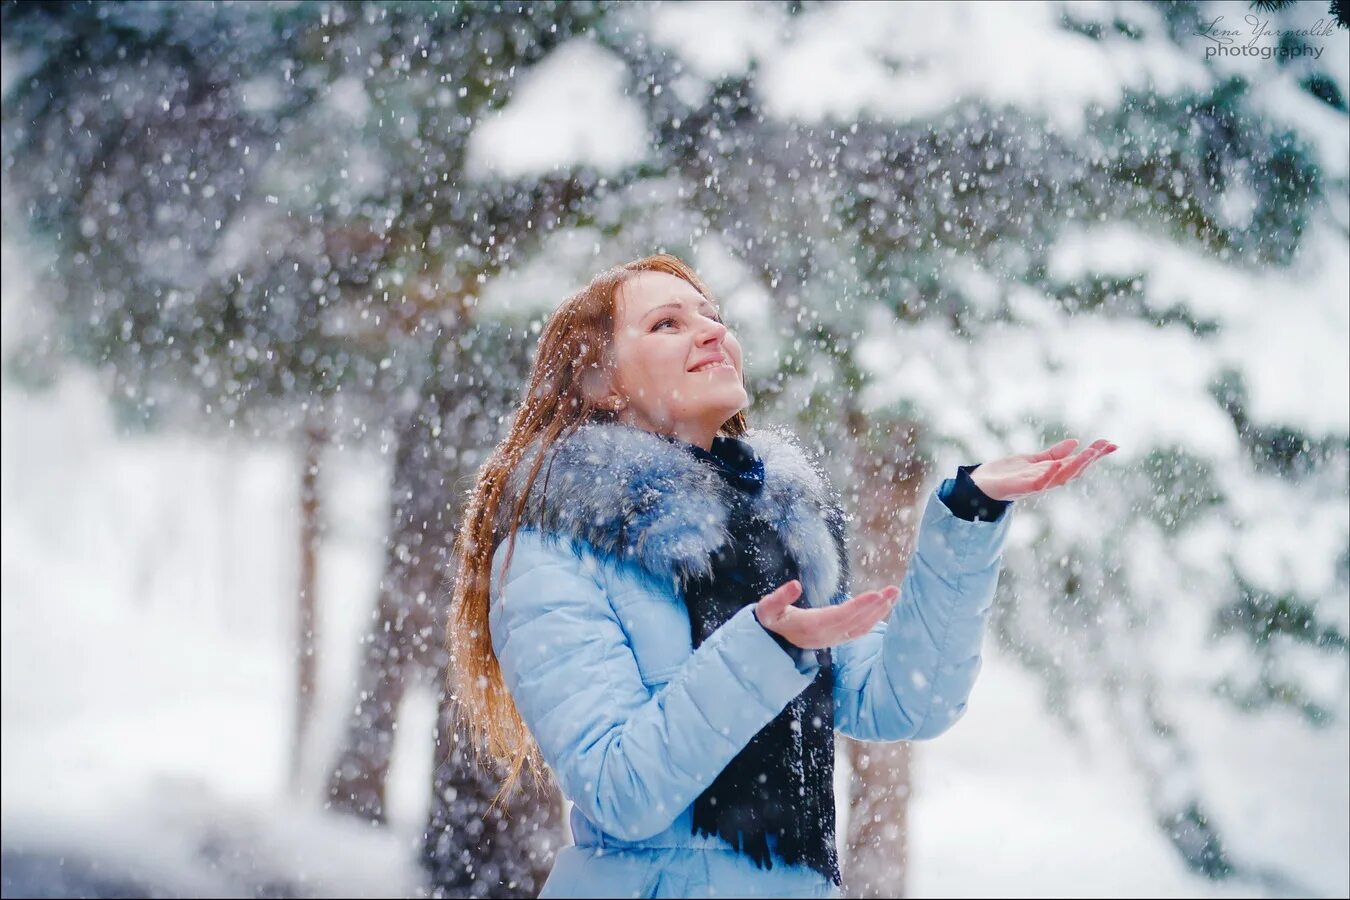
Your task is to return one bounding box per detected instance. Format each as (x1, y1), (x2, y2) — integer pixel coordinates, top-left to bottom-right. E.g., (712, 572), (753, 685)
(642, 298), (720, 320)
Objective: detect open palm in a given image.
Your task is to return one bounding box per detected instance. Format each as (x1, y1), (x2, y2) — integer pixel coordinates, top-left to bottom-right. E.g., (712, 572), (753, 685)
(755, 579), (901, 649)
(970, 438), (1117, 502)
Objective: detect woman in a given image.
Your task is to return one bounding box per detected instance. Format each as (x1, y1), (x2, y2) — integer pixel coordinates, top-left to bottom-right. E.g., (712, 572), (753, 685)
(449, 254), (1116, 898)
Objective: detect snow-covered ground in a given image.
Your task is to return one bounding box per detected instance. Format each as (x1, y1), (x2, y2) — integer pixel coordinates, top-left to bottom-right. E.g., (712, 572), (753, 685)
(0, 372), (434, 898)
(3, 367), (1345, 898)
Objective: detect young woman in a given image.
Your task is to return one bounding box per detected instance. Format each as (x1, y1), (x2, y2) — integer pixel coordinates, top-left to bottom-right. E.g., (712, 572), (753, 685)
(449, 254), (1116, 898)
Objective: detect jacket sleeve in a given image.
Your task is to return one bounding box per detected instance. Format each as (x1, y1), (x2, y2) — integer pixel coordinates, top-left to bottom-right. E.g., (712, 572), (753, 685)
(488, 528), (818, 841)
(831, 489), (1012, 743)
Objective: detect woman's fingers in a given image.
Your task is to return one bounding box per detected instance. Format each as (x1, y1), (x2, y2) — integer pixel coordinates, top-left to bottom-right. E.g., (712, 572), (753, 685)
(843, 587), (900, 638)
(1046, 441), (1116, 488)
(843, 588), (892, 626)
(1025, 438), (1080, 463)
(813, 586), (899, 641)
(781, 593), (875, 645)
(811, 591), (885, 635)
(1032, 441), (1115, 486)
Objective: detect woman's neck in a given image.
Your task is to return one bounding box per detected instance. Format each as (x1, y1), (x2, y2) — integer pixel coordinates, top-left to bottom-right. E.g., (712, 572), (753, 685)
(616, 411), (720, 452)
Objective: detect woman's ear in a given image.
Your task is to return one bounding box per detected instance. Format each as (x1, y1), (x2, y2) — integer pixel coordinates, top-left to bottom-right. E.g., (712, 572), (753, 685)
(580, 361), (626, 411)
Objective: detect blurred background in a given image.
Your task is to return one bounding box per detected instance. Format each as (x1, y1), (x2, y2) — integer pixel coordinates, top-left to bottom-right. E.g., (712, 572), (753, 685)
(1, 1), (1346, 897)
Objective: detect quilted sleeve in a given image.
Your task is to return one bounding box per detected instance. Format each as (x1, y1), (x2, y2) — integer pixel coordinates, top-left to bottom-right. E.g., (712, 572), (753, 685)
(831, 490), (1012, 742)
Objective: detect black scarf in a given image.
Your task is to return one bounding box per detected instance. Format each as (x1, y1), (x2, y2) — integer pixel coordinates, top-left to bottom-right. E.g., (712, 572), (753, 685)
(660, 434), (841, 886)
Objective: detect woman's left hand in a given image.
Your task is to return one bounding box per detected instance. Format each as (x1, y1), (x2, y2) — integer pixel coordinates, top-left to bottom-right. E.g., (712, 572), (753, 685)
(970, 438), (1117, 502)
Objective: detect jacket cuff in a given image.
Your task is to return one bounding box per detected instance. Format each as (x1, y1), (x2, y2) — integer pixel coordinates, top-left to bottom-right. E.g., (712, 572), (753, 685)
(938, 463), (1013, 523)
(751, 607), (822, 675)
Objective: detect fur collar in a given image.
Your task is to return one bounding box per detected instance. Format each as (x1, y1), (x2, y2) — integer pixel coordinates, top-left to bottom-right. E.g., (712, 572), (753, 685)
(495, 420), (849, 609)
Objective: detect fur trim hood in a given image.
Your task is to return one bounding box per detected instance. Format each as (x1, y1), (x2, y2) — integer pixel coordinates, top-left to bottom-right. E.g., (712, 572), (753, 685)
(494, 420), (850, 609)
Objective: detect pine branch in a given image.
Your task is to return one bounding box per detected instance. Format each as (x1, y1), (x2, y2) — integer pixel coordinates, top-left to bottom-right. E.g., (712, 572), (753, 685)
(1249, 0), (1298, 11)
(1331, 0), (1348, 28)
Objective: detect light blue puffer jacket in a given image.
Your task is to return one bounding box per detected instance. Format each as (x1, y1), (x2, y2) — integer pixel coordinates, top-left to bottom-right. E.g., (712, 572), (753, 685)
(487, 422), (1013, 898)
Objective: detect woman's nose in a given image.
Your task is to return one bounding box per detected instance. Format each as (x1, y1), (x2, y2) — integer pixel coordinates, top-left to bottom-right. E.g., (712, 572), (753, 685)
(696, 318), (727, 346)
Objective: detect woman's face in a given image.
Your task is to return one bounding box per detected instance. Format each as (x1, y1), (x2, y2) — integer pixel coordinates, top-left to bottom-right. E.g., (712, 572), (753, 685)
(606, 270), (747, 450)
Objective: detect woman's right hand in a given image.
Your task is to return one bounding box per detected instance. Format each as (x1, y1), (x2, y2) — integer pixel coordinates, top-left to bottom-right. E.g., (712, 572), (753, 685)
(754, 579), (901, 650)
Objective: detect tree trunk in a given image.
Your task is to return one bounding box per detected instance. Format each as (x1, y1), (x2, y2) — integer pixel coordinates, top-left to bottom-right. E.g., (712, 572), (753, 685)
(840, 420), (928, 898)
(325, 384), (452, 820)
(323, 573), (434, 821)
(413, 369), (566, 894)
(422, 688), (564, 898)
(321, 386), (564, 894)
(291, 419), (325, 792)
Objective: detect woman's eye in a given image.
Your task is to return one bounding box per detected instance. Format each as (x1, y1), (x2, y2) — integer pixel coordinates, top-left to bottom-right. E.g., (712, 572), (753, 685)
(651, 313), (722, 331)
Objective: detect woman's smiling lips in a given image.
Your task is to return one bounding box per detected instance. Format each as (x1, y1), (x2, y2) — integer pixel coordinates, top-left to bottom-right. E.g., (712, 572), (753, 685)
(688, 356), (733, 374)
